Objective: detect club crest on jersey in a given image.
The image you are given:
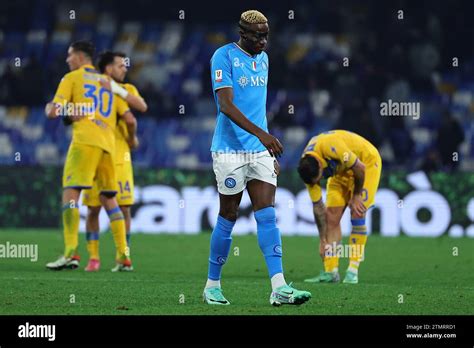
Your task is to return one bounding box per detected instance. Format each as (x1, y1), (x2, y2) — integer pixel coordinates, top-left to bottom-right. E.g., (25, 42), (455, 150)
(215, 69), (222, 82)
(252, 61), (257, 71)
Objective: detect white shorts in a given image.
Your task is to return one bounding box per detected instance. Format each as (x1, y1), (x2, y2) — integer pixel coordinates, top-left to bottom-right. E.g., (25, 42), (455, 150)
(212, 150), (278, 195)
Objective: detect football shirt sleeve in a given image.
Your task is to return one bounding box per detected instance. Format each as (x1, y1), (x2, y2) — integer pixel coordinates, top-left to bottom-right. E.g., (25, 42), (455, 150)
(125, 83), (140, 98)
(306, 183), (322, 203)
(52, 74), (73, 104)
(211, 49), (232, 91)
(116, 96), (130, 117)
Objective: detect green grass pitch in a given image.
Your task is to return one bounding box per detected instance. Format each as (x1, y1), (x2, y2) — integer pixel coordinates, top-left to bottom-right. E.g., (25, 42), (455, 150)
(0, 230), (473, 315)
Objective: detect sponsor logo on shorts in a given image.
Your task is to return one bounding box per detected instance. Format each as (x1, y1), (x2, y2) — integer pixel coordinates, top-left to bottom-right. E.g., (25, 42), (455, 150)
(224, 177), (236, 188)
(273, 245), (282, 255)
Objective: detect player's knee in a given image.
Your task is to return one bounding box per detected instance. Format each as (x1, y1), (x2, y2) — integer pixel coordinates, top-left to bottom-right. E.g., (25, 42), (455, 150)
(88, 206), (101, 219)
(219, 208), (238, 222)
(120, 206), (130, 219)
(326, 209), (341, 229)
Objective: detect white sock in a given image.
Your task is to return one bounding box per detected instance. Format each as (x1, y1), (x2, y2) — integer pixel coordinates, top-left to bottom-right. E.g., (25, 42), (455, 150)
(205, 278), (221, 289)
(270, 273), (286, 290)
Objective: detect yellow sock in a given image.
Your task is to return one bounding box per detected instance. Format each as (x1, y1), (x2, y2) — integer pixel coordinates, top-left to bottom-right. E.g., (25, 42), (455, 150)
(323, 242), (340, 273)
(86, 232), (100, 260)
(62, 203), (80, 258)
(348, 218), (368, 274)
(107, 207), (128, 260)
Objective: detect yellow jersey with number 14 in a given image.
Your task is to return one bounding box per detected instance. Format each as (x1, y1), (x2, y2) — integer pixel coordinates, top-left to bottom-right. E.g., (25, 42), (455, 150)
(52, 64), (130, 154)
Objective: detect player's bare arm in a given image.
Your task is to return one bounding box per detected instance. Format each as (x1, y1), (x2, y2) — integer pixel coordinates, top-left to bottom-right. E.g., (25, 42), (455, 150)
(313, 199), (328, 259)
(126, 93), (147, 113)
(44, 102), (59, 119)
(122, 111), (139, 149)
(217, 87), (283, 157)
(99, 78), (148, 113)
(349, 159), (366, 217)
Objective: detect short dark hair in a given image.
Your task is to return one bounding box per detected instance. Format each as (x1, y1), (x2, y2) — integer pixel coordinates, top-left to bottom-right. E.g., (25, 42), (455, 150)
(70, 40), (95, 59)
(297, 155), (320, 185)
(97, 51), (126, 73)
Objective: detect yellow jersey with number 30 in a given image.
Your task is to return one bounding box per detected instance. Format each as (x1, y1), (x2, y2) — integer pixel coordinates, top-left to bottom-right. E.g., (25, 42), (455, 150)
(52, 64), (130, 154)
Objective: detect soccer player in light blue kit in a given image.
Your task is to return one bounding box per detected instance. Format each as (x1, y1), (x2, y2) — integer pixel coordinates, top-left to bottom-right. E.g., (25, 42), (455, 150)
(203, 10), (312, 306)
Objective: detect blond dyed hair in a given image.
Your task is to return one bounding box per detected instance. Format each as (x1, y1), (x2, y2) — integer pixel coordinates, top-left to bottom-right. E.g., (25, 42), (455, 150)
(240, 10), (267, 24)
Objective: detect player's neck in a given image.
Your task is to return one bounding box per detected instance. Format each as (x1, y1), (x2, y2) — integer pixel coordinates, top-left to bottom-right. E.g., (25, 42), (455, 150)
(79, 61), (94, 68)
(236, 40), (255, 57)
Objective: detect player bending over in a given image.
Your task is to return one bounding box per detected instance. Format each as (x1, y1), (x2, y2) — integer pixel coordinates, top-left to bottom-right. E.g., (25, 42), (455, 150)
(80, 51), (147, 272)
(203, 10), (311, 306)
(44, 41), (133, 271)
(297, 130), (382, 284)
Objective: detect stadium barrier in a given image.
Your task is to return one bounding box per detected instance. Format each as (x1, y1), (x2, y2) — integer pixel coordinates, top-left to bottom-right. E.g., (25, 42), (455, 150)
(1, 167), (473, 237)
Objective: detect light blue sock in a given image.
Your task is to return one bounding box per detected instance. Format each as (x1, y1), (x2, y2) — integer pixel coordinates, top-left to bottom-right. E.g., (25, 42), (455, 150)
(255, 206), (283, 278)
(208, 215), (235, 281)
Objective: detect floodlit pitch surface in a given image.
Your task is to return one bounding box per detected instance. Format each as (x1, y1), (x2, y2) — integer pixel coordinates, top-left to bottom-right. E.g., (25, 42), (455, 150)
(0, 230), (473, 315)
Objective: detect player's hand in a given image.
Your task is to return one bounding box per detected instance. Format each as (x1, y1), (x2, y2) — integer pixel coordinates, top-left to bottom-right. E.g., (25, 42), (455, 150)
(45, 103), (59, 119)
(69, 115), (84, 122)
(258, 132), (283, 157)
(349, 193), (367, 217)
(99, 78), (112, 91)
(128, 135), (139, 150)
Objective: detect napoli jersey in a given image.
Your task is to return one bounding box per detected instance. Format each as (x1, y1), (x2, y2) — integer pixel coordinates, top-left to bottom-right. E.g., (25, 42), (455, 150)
(210, 43), (269, 152)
